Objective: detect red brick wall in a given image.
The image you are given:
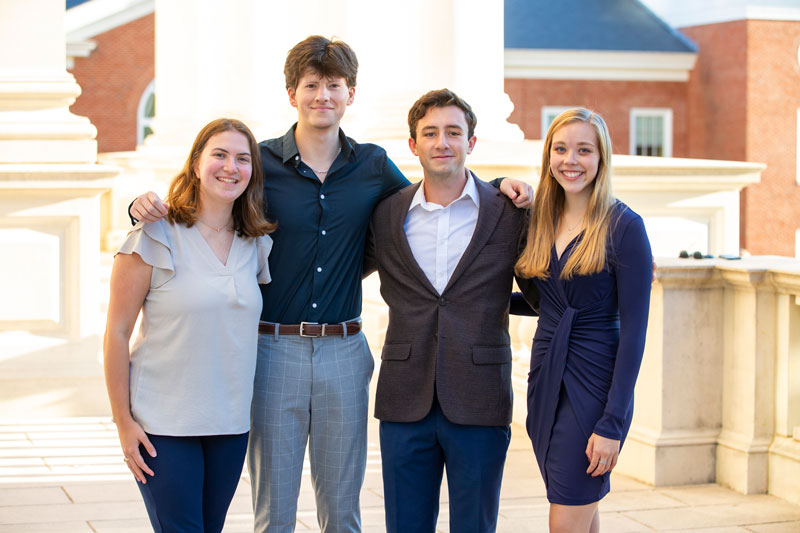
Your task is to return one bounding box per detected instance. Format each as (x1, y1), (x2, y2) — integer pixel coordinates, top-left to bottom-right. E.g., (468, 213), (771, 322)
(69, 13), (155, 154)
(504, 78), (690, 156)
(684, 20), (800, 256)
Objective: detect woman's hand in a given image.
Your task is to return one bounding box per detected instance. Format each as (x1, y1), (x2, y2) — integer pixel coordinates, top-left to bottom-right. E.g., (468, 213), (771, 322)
(585, 433), (620, 477)
(116, 417), (157, 484)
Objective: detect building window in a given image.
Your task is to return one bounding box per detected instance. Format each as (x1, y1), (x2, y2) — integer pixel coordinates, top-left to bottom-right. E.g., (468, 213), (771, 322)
(541, 106), (578, 138)
(630, 108), (673, 157)
(137, 80), (155, 146)
(796, 228), (800, 259)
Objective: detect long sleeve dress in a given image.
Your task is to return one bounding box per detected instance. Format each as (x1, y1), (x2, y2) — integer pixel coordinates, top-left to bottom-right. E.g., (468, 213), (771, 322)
(516, 201), (652, 505)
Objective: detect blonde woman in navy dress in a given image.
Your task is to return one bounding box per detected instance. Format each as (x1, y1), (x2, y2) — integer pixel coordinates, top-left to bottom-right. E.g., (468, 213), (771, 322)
(104, 118), (276, 532)
(515, 109), (652, 532)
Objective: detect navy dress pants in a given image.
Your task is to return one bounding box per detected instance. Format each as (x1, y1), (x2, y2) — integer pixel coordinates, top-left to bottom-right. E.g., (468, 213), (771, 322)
(380, 400), (510, 533)
(137, 432), (248, 533)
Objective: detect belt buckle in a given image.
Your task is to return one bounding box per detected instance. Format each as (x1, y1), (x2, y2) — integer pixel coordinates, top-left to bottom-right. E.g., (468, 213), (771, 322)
(299, 321), (324, 337)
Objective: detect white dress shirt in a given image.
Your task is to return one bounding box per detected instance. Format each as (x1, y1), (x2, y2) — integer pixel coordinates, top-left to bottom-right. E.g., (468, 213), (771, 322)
(404, 172), (480, 294)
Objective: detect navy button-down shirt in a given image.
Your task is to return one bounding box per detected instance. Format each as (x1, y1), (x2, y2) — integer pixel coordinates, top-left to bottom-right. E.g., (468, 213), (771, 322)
(259, 125), (409, 324)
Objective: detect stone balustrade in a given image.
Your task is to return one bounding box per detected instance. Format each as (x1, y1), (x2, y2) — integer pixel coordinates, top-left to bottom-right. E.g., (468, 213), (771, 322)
(364, 256), (800, 504)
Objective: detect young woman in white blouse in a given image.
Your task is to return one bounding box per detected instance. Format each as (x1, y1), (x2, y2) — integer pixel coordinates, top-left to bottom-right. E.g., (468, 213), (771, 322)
(104, 118), (276, 532)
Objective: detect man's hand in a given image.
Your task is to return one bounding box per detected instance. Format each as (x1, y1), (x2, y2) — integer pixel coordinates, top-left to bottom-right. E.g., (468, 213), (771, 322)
(499, 177), (533, 208)
(131, 192), (169, 223)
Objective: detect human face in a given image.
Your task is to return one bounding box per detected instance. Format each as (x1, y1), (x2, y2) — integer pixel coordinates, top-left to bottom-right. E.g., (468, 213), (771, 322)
(408, 105), (477, 182)
(288, 70), (355, 131)
(194, 130), (252, 208)
(549, 121), (600, 201)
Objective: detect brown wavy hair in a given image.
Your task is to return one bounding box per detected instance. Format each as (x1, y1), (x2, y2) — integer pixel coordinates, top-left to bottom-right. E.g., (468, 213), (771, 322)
(166, 118), (276, 238)
(407, 88), (477, 141)
(515, 108), (615, 280)
(284, 35), (359, 90)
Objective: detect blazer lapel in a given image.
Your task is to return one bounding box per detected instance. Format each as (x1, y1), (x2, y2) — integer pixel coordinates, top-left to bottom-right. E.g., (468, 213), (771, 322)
(444, 175), (505, 292)
(389, 182), (439, 296)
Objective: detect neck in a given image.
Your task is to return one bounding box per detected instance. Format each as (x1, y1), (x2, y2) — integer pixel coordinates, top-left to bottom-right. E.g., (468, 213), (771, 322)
(562, 190), (590, 221)
(197, 200), (234, 230)
(422, 168), (469, 207)
(294, 122), (341, 160)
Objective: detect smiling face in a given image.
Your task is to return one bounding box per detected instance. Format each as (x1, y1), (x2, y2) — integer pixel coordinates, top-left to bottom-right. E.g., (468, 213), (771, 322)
(288, 70), (355, 131)
(194, 130), (253, 208)
(408, 105), (477, 182)
(549, 121), (600, 201)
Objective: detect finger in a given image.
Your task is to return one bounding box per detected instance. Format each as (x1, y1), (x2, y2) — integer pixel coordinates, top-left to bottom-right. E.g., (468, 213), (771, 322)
(586, 453), (600, 475)
(133, 449), (155, 477)
(124, 456), (146, 484)
(141, 434), (158, 459)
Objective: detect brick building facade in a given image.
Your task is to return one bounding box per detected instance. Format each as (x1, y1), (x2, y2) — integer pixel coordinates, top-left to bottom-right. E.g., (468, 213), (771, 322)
(68, 13), (154, 153)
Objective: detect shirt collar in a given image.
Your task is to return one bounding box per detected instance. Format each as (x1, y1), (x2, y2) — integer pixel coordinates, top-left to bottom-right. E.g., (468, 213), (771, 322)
(280, 124), (355, 165)
(409, 169), (480, 212)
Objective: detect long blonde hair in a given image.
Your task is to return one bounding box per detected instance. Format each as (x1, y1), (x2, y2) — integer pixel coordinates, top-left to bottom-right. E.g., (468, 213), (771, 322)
(515, 108), (615, 279)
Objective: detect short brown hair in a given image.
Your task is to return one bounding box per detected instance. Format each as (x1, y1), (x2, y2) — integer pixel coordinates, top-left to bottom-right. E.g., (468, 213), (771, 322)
(166, 118), (276, 238)
(407, 89), (477, 141)
(284, 35), (358, 90)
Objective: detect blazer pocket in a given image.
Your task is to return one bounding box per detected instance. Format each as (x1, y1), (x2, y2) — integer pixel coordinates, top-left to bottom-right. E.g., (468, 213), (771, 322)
(472, 345), (512, 365)
(381, 343), (411, 361)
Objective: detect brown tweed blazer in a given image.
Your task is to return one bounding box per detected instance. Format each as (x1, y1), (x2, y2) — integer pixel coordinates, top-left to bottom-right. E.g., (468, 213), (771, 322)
(364, 176), (526, 426)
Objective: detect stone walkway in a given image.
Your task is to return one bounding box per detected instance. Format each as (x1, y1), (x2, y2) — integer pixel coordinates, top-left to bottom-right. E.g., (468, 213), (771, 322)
(1, 417), (800, 532)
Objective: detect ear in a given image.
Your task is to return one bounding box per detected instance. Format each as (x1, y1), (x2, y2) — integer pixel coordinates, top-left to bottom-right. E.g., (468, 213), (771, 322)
(408, 137), (418, 156)
(346, 86), (355, 106)
(288, 87), (298, 108)
(466, 135), (477, 154)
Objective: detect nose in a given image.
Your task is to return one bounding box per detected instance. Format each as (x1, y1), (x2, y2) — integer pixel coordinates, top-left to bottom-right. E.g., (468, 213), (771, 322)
(316, 85), (330, 101)
(565, 149), (578, 163)
(434, 133), (449, 149)
(223, 156), (238, 174)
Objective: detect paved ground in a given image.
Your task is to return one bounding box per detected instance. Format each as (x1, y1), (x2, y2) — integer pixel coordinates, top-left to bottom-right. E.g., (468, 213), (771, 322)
(2, 417), (800, 532)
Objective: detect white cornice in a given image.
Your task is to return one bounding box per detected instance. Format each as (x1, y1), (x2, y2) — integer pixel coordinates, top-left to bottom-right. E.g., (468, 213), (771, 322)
(649, 4), (800, 28)
(505, 49), (698, 82)
(65, 0), (154, 43)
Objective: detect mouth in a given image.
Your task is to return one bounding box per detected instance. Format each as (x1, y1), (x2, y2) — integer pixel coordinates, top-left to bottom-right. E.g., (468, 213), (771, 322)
(560, 170), (584, 180)
(216, 176), (239, 184)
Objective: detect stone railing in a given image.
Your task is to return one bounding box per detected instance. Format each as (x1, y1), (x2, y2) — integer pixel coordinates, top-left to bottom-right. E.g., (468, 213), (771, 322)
(363, 256), (800, 504)
(616, 256), (800, 505)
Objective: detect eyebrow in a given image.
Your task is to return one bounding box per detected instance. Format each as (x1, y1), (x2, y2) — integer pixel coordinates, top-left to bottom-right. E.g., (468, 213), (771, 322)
(421, 124), (464, 131)
(552, 140), (595, 146)
(210, 147), (251, 156)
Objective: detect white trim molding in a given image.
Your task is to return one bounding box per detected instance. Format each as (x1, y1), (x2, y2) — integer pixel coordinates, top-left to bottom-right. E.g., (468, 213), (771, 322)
(796, 108), (800, 186)
(505, 49), (697, 82)
(66, 0), (154, 43)
(137, 79), (155, 146)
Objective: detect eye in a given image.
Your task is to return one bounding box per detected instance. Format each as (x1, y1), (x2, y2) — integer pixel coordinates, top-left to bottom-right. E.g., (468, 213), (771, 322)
(579, 147), (592, 154)
(553, 146), (566, 153)
(213, 152), (225, 158)
(448, 130), (462, 136)
(238, 156), (251, 164)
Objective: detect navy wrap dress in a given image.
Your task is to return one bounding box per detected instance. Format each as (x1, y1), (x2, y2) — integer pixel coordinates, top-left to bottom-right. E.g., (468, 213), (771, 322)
(516, 201), (652, 505)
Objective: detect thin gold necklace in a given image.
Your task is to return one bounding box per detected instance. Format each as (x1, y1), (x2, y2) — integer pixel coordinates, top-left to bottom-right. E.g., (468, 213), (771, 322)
(563, 215), (584, 235)
(197, 218), (233, 233)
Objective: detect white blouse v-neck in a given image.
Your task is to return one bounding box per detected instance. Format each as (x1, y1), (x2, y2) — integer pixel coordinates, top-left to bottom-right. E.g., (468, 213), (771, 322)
(117, 219), (272, 436)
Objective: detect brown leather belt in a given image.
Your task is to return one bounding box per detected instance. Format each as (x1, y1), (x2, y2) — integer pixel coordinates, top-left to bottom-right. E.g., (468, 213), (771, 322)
(258, 321), (361, 337)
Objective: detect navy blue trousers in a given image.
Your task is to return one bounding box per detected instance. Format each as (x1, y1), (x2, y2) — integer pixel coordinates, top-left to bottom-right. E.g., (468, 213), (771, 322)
(380, 400), (510, 533)
(137, 432), (248, 533)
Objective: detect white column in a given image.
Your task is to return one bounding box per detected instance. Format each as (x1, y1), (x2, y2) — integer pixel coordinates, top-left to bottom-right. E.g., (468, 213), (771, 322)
(0, 0), (116, 416)
(0, 0), (97, 162)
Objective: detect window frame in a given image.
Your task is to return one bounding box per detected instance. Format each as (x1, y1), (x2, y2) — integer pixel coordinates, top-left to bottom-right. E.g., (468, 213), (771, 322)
(629, 107), (673, 157)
